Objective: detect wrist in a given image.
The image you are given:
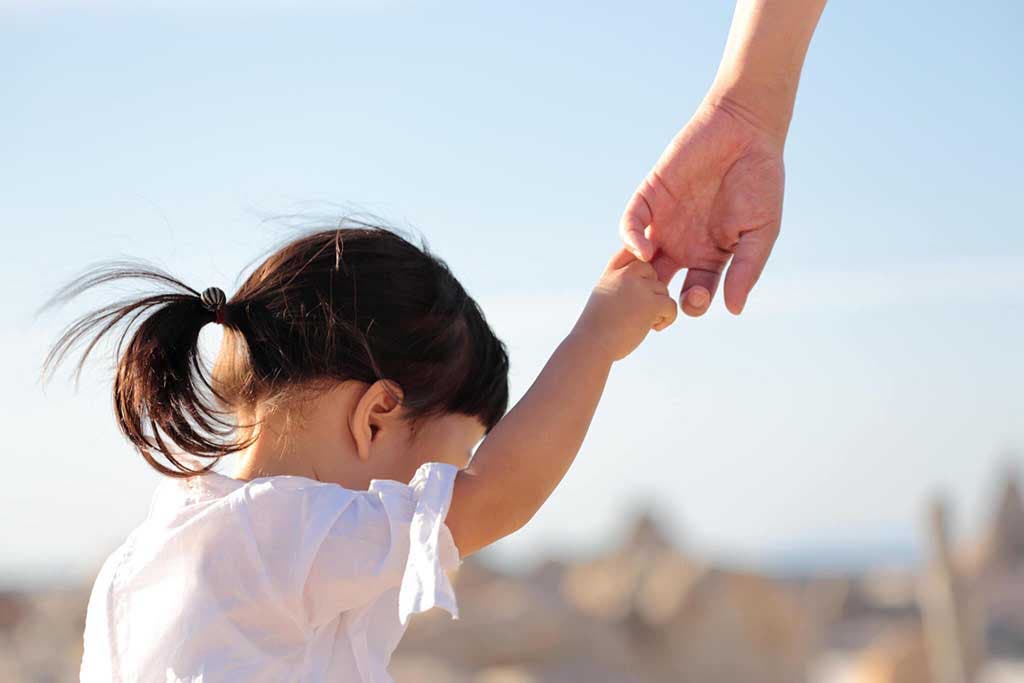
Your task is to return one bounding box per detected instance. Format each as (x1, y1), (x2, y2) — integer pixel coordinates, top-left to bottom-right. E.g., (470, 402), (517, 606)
(706, 0), (827, 145)
(564, 323), (618, 368)
(702, 79), (793, 147)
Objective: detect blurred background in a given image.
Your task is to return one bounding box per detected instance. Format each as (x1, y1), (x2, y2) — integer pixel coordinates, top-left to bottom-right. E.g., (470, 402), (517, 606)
(2, 0), (1022, 681)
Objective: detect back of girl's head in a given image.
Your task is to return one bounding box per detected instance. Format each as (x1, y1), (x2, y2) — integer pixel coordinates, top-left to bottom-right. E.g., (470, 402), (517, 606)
(43, 221), (509, 477)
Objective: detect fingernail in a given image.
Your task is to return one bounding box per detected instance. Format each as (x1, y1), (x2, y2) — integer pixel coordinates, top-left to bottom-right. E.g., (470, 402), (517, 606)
(687, 288), (709, 308)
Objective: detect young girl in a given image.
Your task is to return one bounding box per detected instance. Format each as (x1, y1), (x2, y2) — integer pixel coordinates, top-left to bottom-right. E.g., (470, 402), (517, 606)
(47, 223), (676, 682)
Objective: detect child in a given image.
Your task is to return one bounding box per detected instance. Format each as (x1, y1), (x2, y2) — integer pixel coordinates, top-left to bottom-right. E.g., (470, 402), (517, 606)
(47, 223), (676, 682)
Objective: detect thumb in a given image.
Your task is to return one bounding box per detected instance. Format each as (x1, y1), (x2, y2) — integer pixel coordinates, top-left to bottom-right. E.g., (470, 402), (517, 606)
(619, 192), (655, 262)
(722, 224), (778, 315)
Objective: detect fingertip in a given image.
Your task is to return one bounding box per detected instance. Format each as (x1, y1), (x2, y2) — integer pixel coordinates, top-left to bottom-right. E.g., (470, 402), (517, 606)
(626, 237), (654, 262)
(724, 291), (747, 315)
(680, 286), (710, 317)
(619, 222), (652, 259)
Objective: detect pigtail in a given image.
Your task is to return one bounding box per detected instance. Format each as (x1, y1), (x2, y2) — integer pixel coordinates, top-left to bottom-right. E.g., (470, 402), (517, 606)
(41, 262), (246, 477)
(43, 225), (511, 477)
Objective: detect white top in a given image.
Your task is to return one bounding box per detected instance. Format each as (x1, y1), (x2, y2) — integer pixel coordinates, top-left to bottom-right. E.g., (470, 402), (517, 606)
(80, 462), (462, 683)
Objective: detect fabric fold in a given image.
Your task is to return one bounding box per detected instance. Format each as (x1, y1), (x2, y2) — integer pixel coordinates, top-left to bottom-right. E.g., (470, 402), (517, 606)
(397, 462), (461, 624)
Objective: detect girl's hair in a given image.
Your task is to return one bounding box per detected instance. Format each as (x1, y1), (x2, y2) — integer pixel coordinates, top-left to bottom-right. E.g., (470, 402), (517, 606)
(43, 222), (509, 477)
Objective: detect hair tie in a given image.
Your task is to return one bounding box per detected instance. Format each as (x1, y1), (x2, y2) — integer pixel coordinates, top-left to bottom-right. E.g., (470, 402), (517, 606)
(200, 287), (227, 325)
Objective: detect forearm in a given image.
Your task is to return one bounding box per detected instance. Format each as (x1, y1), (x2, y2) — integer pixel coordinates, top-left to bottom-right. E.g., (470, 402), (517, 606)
(446, 332), (612, 556)
(706, 0), (827, 142)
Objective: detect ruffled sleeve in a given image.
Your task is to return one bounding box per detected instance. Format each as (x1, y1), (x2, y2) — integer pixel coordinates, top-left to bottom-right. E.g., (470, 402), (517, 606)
(395, 462), (461, 624)
(296, 462), (462, 628)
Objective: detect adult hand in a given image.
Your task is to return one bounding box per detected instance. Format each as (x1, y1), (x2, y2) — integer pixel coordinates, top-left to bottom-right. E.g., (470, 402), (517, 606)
(620, 97), (785, 317)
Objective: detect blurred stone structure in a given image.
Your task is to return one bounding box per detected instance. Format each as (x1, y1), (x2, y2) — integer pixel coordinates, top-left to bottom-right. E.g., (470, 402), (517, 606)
(4, 469), (1024, 682)
(814, 471), (1024, 683)
(0, 587), (86, 682)
(918, 497), (983, 683)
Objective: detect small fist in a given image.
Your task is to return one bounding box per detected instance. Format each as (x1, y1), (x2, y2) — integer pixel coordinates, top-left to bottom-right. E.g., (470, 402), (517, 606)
(573, 249), (678, 362)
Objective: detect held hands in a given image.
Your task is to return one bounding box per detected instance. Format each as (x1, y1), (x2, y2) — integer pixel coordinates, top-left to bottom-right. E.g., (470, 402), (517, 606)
(572, 249), (678, 363)
(619, 99), (785, 317)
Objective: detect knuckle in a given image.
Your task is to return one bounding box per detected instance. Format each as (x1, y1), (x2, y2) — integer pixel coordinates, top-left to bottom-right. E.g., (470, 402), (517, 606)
(625, 261), (655, 279)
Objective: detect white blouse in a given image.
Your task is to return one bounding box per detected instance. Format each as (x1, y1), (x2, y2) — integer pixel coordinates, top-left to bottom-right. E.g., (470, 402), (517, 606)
(80, 462), (461, 683)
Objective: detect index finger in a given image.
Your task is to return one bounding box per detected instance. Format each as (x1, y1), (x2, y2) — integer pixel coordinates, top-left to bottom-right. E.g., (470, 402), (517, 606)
(619, 193), (655, 262)
(606, 247), (638, 272)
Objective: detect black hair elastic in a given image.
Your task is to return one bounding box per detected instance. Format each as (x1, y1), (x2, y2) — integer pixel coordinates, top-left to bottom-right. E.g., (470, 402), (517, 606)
(200, 287), (227, 325)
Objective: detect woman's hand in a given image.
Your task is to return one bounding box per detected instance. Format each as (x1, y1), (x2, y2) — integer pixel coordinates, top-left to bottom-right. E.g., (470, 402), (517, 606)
(620, 0), (827, 316)
(620, 98), (785, 317)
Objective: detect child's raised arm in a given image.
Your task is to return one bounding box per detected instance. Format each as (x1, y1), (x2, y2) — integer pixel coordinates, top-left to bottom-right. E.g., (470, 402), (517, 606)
(445, 249), (678, 556)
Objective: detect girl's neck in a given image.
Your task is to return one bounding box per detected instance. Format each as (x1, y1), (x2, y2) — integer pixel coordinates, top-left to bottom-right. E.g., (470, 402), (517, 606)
(231, 385), (363, 486)
(233, 447), (319, 481)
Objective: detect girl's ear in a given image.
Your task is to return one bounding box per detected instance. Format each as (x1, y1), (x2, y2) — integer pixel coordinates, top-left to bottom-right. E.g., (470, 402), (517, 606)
(349, 380), (404, 461)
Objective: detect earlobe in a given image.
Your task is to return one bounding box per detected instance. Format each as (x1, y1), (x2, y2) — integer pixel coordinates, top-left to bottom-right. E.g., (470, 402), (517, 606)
(349, 380), (403, 461)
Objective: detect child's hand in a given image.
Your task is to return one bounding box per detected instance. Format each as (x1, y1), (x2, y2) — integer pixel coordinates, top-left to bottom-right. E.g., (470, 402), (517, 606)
(572, 248), (678, 362)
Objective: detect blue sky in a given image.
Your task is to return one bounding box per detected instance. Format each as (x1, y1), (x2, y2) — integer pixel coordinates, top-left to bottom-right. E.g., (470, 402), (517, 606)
(2, 0), (1022, 584)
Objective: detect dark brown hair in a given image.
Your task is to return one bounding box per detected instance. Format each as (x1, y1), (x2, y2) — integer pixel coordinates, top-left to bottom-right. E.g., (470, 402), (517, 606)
(42, 222), (509, 477)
